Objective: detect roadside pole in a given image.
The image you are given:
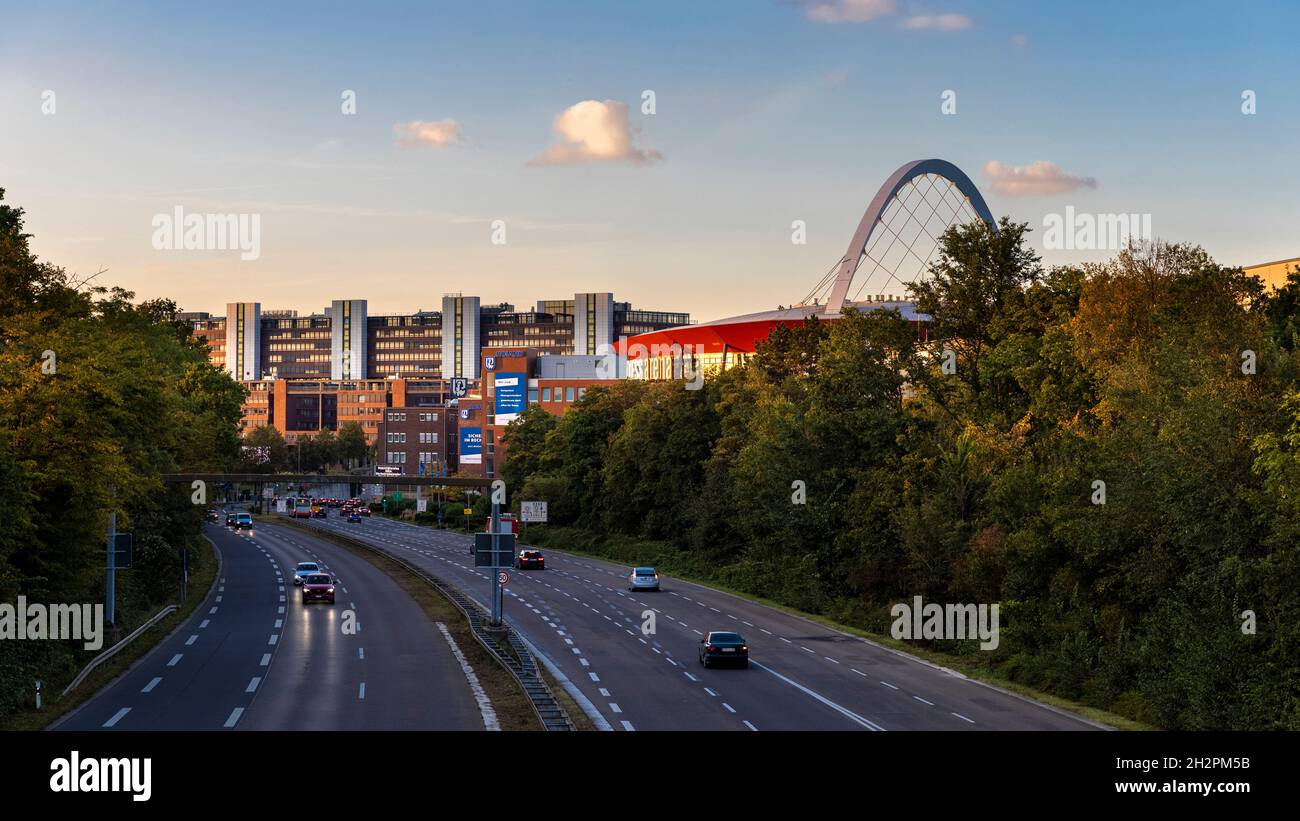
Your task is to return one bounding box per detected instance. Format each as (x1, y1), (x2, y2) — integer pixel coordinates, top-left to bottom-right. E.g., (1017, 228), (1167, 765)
(106, 506), (116, 627)
(490, 500), (502, 625)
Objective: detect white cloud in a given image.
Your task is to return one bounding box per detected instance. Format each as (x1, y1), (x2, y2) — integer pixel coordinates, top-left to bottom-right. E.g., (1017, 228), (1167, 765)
(902, 13), (973, 30)
(984, 160), (1098, 197)
(531, 100), (662, 166)
(803, 0), (897, 24)
(394, 119), (463, 148)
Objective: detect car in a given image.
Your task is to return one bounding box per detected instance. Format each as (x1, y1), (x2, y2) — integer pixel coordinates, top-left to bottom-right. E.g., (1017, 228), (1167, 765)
(292, 561), (321, 586)
(312, 508), (327, 518)
(628, 566), (660, 592)
(205, 509), (219, 522)
(347, 512), (362, 523)
(516, 549), (545, 570)
(225, 512), (237, 527)
(358, 507), (370, 517)
(699, 631), (748, 668)
(301, 573), (335, 605)
(234, 513), (254, 530)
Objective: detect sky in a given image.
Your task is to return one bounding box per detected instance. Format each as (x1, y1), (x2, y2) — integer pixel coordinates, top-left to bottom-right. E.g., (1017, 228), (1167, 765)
(1, 0), (1298, 322)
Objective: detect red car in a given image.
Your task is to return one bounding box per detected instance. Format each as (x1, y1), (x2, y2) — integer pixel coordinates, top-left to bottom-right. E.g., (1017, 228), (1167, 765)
(516, 549), (545, 570)
(301, 573), (336, 605)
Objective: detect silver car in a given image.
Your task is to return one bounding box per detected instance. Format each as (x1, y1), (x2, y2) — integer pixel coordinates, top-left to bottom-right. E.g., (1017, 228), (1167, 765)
(293, 561), (320, 586)
(628, 567), (660, 592)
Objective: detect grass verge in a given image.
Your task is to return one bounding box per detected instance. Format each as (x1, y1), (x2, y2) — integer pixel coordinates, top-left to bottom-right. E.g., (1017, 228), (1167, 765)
(271, 520), (542, 731)
(2, 536), (218, 732)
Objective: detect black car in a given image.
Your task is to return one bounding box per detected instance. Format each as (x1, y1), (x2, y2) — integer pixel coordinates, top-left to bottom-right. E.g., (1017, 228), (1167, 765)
(516, 549), (545, 570)
(313, 508), (327, 518)
(205, 509), (219, 522)
(224, 512), (237, 527)
(699, 632), (749, 669)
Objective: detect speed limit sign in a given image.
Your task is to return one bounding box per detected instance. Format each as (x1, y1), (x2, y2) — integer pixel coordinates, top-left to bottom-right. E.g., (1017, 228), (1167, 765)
(498, 571), (509, 587)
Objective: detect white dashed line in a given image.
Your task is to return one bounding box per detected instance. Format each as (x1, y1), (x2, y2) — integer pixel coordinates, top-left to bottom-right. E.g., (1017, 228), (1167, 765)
(103, 708), (130, 727)
(185, 635), (198, 646)
(223, 708), (244, 728)
(167, 654), (182, 667)
(246, 677), (261, 693)
(952, 712), (976, 724)
(141, 677), (161, 693)
(260, 653), (271, 666)
(913, 696), (935, 706)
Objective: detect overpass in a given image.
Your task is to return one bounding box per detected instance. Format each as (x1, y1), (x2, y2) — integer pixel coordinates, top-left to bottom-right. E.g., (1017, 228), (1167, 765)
(162, 473), (493, 489)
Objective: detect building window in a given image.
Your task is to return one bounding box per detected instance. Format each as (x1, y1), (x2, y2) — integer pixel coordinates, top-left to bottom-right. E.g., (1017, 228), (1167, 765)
(566, 387), (575, 402)
(528, 388), (538, 403)
(578, 387), (586, 399)
(542, 387), (551, 402)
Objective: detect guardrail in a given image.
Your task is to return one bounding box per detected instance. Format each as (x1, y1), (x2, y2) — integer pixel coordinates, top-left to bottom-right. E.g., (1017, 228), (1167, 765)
(61, 605), (179, 698)
(276, 517), (574, 730)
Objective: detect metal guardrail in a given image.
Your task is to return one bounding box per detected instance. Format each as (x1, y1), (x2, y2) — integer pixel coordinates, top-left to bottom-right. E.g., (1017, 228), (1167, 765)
(276, 517), (574, 731)
(61, 604), (179, 698)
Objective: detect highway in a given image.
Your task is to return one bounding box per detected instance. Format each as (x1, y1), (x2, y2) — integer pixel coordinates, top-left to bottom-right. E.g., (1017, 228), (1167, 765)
(305, 512), (1103, 731)
(55, 518), (485, 731)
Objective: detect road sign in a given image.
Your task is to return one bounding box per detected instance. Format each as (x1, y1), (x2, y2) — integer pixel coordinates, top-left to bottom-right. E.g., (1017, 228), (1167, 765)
(416, 499), (427, 513)
(375, 465), (402, 476)
(498, 571), (509, 587)
(105, 533), (132, 568)
(473, 533), (515, 567)
(520, 501), (548, 523)
(463, 507), (473, 516)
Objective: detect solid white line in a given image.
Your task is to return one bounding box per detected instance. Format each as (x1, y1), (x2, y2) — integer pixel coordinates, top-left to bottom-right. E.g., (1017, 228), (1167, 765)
(753, 661), (886, 731)
(141, 677), (161, 693)
(435, 622), (498, 730)
(167, 653), (182, 667)
(260, 653), (271, 666)
(223, 707), (243, 728)
(103, 707), (130, 727)
(246, 677), (261, 693)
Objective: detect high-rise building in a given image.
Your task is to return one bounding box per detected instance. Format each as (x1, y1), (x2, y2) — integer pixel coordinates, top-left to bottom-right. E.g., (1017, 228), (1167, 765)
(328, 299), (368, 380)
(441, 294), (481, 379)
(573, 292), (614, 355)
(224, 302), (261, 380)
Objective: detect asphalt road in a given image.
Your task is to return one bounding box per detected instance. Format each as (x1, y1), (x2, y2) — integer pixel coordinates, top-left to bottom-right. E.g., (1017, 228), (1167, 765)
(56, 517), (483, 731)
(307, 512), (1102, 732)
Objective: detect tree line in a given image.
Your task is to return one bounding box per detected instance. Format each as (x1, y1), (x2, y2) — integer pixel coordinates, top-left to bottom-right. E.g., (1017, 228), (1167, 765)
(0, 189), (246, 717)
(504, 217), (1300, 729)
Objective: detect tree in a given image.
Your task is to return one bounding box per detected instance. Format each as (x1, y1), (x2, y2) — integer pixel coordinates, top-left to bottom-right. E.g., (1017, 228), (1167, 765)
(337, 422), (369, 468)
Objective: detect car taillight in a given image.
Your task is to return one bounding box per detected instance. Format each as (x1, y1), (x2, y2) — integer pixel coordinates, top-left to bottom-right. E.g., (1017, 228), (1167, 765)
(706, 645), (717, 652)
(740, 645), (747, 651)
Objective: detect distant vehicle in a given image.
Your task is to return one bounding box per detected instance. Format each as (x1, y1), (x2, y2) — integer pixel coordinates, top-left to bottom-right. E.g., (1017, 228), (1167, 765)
(301, 573), (335, 605)
(234, 513), (254, 530)
(357, 507), (370, 517)
(516, 549), (545, 570)
(293, 561), (320, 586)
(699, 631), (748, 669)
(312, 508), (327, 518)
(293, 500), (313, 519)
(225, 512), (237, 527)
(347, 512), (362, 523)
(205, 509), (219, 522)
(484, 514), (519, 536)
(628, 567), (660, 592)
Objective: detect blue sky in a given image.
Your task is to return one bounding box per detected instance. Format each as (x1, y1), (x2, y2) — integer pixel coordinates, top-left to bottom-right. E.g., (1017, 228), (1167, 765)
(1, 0), (1298, 320)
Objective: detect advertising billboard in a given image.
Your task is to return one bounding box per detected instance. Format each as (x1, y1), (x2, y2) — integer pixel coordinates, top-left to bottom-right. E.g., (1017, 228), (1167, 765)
(494, 372), (527, 424)
(460, 427), (483, 465)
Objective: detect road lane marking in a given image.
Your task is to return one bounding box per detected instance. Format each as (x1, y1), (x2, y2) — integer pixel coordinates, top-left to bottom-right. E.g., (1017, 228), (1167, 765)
(199, 619), (210, 628)
(589, 673), (600, 682)
(824, 657), (840, 664)
(246, 677), (261, 693)
(209, 606), (218, 614)
(880, 680), (899, 690)
(260, 653), (271, 666)
(952, 712), (976, 724)
(103, 708), (130, 727)
(185, 634), (198, 645)
(610, 703), (622, 713)
(704, 687), (718, 697)
(359, 682), (366, 699)
(167, 654), (182, 666)
(752, 661), (886, 731)
(620, 720), (635, 731)
(141, 677), (161, 693)
(722, 703), (737, 713)
(743, 720), (758, 731)
(683, 672), (699, 682)
(913, 696), (935, 706)
(268, 634), (278, 645)
(358, 648), (365, 660)
(223, 708), (243, 728)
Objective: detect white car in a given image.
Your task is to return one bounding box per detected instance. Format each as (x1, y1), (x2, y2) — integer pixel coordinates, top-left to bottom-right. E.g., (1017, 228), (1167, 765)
(293, 561), (321, 586)
(628, 567), (660, 592)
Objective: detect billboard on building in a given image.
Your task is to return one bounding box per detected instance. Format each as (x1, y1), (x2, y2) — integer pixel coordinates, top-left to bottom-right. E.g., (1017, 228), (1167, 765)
(494, 372), (526, 424)
(460, 427), (483, 465)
